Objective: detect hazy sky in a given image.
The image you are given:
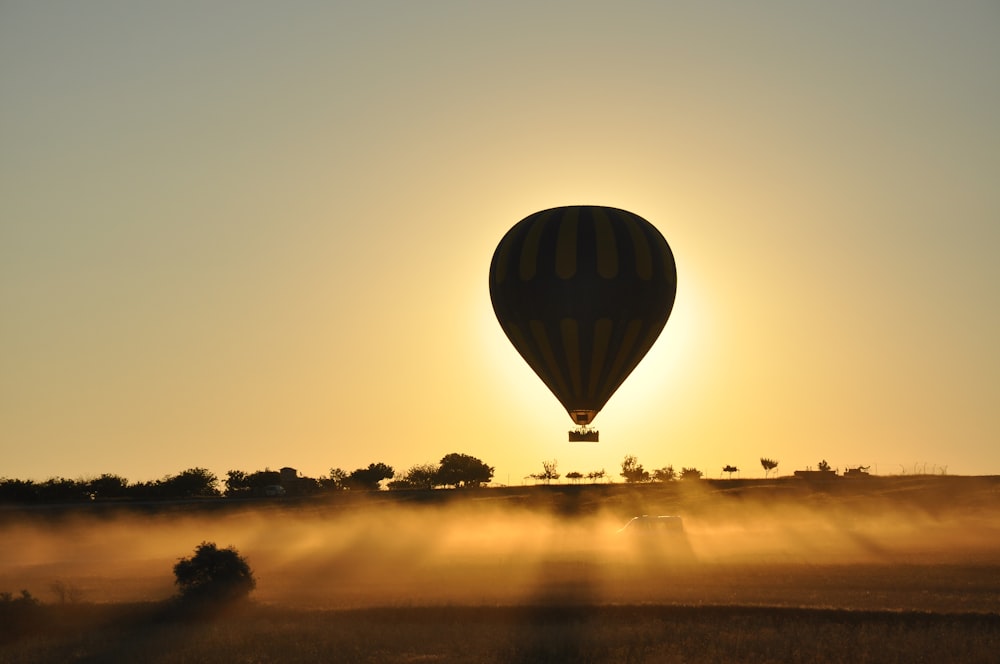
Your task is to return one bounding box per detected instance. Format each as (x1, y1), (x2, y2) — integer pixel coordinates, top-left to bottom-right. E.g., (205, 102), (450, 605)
(2, 1), (998, 484)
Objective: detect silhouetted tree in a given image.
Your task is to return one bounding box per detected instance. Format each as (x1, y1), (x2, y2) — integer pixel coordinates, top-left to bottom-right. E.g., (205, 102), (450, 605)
(161, 468), (220, 498)
(435, 453), (493, 488)
(321, 468), (349, 491)
(173, 542), (255, 605)
(87, 474), (129, 499)
(586, 469), (606, 483)
(408, 463), (440, 489)
(0, 478), (37, 503)
(39, 477), (87, 502)
(530, 459), (560, 484)
(224, 470), (250, 496)
(127, 480), (163, 500)
(723, 465), (739, 479)
(0, 589), (42, 635)
(817, 459), (832, 472)
(679, 467), (703, 480)
(760, 457), (779, 478)
(566, 471), (583, 484)
(621, 455), (650, 483)
(347, 463), (395, 490)
(0, 590), (39, 606)
(284, 474), (320, 496)
(50, 580), (84, 604)
(652, 466), (676, 482)
(245, 469), (281, 494)
(387, 463), (439, 490)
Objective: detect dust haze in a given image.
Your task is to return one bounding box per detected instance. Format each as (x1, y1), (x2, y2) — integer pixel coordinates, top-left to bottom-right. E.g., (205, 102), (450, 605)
(3, 479), (999, 612)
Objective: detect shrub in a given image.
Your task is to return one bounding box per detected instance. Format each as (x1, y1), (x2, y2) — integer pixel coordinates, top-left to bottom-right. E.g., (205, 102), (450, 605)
(0, 590), (42, 637)
(173, 542), (255, 605)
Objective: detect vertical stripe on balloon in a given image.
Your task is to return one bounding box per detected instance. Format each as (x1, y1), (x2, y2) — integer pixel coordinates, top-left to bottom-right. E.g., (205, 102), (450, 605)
(560, 318), (582, 398)
(555, 207), (579, 279)
(506, 323), (540, 379)
(587, 318), (613, 399)
(530, 319), (570, 398)
(592, 208), (619, 279)
(604, 320), (643, 394)
(492, 238), (511, 285)
(622, 213), (653, 280)
(519, 210), (549, 281)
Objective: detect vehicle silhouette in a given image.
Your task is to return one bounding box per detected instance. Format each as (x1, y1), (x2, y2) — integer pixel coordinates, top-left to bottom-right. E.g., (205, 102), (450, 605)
(617, 515), (684, 535)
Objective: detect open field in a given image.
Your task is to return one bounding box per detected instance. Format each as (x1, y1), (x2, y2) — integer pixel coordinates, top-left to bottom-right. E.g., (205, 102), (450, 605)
(2, 476), (999, 661)
(5, 602), (999, 663)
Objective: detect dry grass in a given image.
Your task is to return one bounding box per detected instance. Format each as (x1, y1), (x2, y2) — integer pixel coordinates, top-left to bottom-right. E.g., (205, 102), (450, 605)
(4, 602), (999, 663)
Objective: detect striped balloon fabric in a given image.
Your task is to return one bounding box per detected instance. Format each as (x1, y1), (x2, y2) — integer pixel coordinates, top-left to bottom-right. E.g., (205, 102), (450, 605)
(489, 206), (676, 436)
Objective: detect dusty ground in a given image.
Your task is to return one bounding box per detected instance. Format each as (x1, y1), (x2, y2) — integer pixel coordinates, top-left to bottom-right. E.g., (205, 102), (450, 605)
(2, 477), (998, 613)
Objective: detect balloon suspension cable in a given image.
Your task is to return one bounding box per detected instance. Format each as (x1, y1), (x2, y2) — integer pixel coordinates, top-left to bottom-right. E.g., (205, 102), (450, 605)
(569, 425), (599, 443)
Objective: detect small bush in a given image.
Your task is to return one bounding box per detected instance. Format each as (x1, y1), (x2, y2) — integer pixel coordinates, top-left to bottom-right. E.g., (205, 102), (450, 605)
(0, 590), (43, 638)
(173, 542), (255, 606)
(1, 589), (39, 607)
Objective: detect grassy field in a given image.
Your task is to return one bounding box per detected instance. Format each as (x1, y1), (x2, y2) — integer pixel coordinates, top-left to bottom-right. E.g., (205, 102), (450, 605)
(4, 602), (999, 663)
(2, 476), (998, 662)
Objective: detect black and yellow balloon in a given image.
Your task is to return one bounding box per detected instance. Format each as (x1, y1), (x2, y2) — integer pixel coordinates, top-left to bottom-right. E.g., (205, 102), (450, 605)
(489, 206), (676, 441)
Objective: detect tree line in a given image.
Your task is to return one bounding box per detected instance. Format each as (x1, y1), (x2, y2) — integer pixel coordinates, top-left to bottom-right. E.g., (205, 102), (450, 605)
(0, 453), (790, 503)
(0, 452), (496, 504)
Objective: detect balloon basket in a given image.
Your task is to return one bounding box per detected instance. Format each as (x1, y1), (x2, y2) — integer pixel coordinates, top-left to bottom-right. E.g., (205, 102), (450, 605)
(569, 427), (599, 442)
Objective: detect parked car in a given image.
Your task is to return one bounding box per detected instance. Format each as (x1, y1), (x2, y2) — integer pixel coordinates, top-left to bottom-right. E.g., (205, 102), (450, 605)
(617, 515), (684, 535)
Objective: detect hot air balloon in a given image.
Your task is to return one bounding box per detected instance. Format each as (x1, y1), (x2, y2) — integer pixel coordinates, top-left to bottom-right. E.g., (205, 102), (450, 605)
(489, 206), (676, 442)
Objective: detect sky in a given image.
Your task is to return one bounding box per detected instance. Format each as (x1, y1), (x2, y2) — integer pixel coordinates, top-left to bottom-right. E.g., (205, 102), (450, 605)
(2, 1), (998, 485)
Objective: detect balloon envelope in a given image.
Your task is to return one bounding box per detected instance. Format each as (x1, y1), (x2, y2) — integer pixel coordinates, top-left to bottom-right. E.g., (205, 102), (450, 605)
(489, 206), (676, 428)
